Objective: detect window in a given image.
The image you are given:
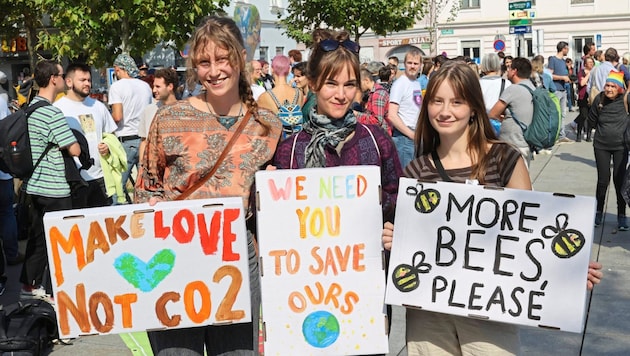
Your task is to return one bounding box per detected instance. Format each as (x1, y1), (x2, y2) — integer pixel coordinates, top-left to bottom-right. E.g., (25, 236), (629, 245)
(460, 0), (480, 9)
(461, 40), (480, 61)
(275, 47), (284, 56)
(259, 47), (268, 62)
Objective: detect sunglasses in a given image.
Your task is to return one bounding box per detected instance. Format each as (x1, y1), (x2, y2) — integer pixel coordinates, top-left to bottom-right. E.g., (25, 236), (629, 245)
(319, 39), (360, 55)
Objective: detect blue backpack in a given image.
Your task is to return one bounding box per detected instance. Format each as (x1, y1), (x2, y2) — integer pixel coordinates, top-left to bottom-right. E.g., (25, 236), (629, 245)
(268, 89), (303, 139)
(513, 83), (562, 149)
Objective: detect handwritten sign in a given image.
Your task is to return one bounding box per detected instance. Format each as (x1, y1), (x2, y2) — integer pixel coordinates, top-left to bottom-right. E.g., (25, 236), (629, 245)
(256, 166), (389, 355)
(44, 198), (251, 338)
(385, 179), (596, 333)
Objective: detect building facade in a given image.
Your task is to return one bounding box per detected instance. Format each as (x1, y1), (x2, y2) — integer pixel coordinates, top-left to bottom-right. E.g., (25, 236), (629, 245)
(359, 0), (630, 66)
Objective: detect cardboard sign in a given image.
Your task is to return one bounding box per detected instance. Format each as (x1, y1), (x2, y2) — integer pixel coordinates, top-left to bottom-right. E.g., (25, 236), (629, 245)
(44, 198), (251, 338)
(385, 179), (596, 333)
(256, 166), (389, 355)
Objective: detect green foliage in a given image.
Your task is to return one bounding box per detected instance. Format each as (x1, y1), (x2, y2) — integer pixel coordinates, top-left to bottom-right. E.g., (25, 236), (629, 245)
(280, 0), (428, 44)
(30, 0), (229, 67)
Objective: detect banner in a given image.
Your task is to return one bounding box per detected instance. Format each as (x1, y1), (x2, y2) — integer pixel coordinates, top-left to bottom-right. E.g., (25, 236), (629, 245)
(256, 166), (389, 355)
(385, 179), (596, 333)
(44, 198), (251, 338)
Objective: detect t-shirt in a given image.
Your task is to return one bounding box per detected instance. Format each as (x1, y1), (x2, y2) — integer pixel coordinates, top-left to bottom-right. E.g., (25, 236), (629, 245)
(389, 75), (422, 128)
(479, 75), (511, 112)
(108, 78), (152, 137)
(26, 97), (77, 197)
(498, 80), (535, 151)
(138, 102), (161, 139)
(54, 96), (117, 181)
(251, 84), (266, 101)
(548, 56), (568, 92)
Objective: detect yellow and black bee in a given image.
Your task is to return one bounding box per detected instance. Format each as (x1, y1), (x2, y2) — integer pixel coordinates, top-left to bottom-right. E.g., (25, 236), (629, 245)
(542, 213), (585, 259)
(392, 251), (432, 292)
(406, 183), (441, 214)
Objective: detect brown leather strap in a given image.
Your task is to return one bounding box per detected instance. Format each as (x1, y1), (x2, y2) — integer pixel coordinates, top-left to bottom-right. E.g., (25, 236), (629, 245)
(176, 110), (252, 201)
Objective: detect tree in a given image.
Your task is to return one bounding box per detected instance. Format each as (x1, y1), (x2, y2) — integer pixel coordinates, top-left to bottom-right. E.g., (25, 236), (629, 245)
(423, 0), (460, 56)
(279, 0), (428, 45)
(0, 0), (47, 74)
(33, 0), (229, 67)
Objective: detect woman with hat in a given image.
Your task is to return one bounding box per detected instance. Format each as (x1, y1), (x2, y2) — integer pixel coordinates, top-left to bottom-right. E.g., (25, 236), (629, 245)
(588, 70), (630, 229)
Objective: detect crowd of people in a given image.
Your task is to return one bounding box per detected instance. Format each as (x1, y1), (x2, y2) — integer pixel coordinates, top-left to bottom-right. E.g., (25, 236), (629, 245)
(0, 14), (621, 355)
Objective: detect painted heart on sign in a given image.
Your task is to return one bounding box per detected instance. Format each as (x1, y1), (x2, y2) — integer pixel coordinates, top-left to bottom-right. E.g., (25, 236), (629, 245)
(114, 249), (176, 292)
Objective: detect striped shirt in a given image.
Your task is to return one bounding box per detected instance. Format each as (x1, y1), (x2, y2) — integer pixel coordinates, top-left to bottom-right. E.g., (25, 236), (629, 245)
(404, 143), (521, 187)
(26, 96), (77, 197)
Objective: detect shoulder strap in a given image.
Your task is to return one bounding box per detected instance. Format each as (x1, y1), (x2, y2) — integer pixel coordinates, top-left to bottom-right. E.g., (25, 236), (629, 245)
(24, 100), (50, 117)
(267, 90), (282, 109)
(624, 89), (629, 115)
(176, 110), (252, 201)
(430, 151), (453, 182)
(500, 78), (506, 96)
(289, 132), (301, 169)
(291, 88), (301, 106)
(25, 101), (55, 181)
(361, 124), (381, 161)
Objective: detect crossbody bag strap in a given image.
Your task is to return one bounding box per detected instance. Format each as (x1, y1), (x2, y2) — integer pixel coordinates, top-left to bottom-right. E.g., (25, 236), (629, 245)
(176, 110), (252, 201)
(431, 151), (453, 182)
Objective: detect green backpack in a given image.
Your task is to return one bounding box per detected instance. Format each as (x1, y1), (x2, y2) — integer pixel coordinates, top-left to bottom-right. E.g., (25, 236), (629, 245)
(513, 83), (562, 150)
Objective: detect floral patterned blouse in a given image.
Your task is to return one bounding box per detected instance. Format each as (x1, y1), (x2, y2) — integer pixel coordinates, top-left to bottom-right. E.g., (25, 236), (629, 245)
(135, 100), (282, 209)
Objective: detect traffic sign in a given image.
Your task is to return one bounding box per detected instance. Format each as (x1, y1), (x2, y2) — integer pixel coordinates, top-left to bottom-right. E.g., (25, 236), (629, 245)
(510, 19), (532, 26)
(494, 40), (506, 52)
(509, 1), (531, 11)
(509, 25), (532, 34)
(510, 10), (535, 19)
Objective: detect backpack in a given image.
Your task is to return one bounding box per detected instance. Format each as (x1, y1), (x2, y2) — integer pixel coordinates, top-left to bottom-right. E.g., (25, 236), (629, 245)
(0, 300), (59, 355)
(268, 89), (304, 139)
(0, 101), (54, 179)
(512, 83), (562, 150)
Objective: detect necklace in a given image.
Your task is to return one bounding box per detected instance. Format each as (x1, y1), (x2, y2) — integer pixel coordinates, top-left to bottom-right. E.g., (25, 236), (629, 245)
(205, 94), (244, 129)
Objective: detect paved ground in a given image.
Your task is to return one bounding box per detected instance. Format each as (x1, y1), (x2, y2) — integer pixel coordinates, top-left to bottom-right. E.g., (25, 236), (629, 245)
(2, 111), (629, 355)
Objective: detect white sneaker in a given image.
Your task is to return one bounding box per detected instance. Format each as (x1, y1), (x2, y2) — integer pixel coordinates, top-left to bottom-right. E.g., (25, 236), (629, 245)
(20, 285), (55, 304)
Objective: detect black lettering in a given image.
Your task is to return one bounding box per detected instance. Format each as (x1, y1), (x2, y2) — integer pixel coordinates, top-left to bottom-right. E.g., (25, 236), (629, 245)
(436, 227), (456, 266)
(519, 202), (540, 233)
(468, 283), (484, 310)
(521, 239), (544, 282)
(448, 280), (465, 308)
(501, 199), (519, 231)
(528, 289), (545, 321)
(509, 287), (524, 317)
(432, 276), (448, 303)
(494, 234), (518, 276)
(446, 193), (474, 225)
(464, 230), (485, 271)
(475, 198), (499, 228)
(485, 286), (506, 313)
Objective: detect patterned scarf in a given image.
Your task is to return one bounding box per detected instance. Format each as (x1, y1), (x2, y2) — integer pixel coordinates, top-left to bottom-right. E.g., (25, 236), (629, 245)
(302, 107), (357, 168)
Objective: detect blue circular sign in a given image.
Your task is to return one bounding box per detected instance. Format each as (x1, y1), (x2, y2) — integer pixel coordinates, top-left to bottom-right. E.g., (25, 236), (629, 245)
(494, 40), (506, 52)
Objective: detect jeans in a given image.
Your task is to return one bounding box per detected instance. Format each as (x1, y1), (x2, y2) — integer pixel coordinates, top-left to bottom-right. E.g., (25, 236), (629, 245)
(0, 179), (18, 258)
(148, 232), (260, 356)
(392, 129), (415, 170)
(594, 147), (627, 216)
(120, 138), (140, 204)
(564, 83), (573, 110)
(555, 90), (568, 139)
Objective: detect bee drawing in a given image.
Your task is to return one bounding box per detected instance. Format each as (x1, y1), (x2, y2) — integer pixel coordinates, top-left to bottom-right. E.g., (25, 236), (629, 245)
(392, 251), (432, 292)
(406, 183), (441, 214)
(542, 213), (586, 259)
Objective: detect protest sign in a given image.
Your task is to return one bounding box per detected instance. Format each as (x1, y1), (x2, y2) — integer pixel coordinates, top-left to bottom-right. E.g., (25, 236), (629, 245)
(385, 179), (596, 333)
(44, 198), (251, 338)
(256, 166), (389, 355)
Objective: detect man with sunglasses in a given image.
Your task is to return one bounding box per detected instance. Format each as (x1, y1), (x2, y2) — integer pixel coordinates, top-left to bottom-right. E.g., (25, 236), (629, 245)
(388, 49), (423, 168)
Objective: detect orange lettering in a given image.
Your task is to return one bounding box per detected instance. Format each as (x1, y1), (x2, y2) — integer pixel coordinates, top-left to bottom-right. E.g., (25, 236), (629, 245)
(57, 283), (90, 336)
(105, 216), (129, 244)
(154, 211), (170, 239)
(353, 243), (366, 271)
(324, 282), (342, 309)
(296, 176), (307, 200)
(86, 222), (110, 264)
(155, 292), (181, 327)
(288, 291), (306, 313)
(172, 209), (195, 243)
(49, 225), (86, 287)
(213, 266), (245, 321)
(222, 208), (240, 261)
(184, 281), (211, 324)
(199, 211), (221, 255)
(89, 292), (114, 333)
(114, 293), (138, 329)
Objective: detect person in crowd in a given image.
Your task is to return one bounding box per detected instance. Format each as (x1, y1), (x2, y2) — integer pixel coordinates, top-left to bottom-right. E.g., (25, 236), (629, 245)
(548, 41), (573, 143)
(382, 61), (603, 356)
(286, 49), (303, 83)
(576, 56), (595, 142)
(272, 28), (402, 336)
(566, 57), (577, 112)
(379, 64), (394, 92)
(355, 67), (390, 134)
(479, 52), (511, 112)
(134, 15), (282, 355)
(54, 62), (118, 208)
(417, 60), (433, 96)
(292, 62), (316, 118)
(587, 71), (629, 230)
(20, 60), (80, 303)
(388, 56), (400, 79)
(257, 55), (304, 138)
(109, 53), (153, 203)
(259, 59), (275, 90)
(247, 60), (265, 100)
(501, 55), (513, 77)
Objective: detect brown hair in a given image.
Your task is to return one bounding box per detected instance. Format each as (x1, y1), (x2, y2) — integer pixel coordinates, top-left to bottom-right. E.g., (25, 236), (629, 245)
(187, 15), (270, 134)
(415, 61), (502, 183)
(306, 29), (360, 92)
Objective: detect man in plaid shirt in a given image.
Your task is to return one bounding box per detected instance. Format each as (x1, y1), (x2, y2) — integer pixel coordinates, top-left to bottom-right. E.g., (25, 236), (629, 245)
(356, 68), (391, 135)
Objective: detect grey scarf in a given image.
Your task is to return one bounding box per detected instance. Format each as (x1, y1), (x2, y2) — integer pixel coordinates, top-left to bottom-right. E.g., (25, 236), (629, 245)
(302, 108), (357, 168)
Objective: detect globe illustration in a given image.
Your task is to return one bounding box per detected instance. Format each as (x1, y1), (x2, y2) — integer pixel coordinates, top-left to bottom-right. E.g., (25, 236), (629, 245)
(302, 310), (340, 348)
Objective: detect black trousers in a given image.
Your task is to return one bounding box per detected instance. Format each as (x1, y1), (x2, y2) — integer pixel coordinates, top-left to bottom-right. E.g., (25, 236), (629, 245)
(71, 177), (111, 208)
(594, 147), (628, 216)
(20, 194), (72, 288)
